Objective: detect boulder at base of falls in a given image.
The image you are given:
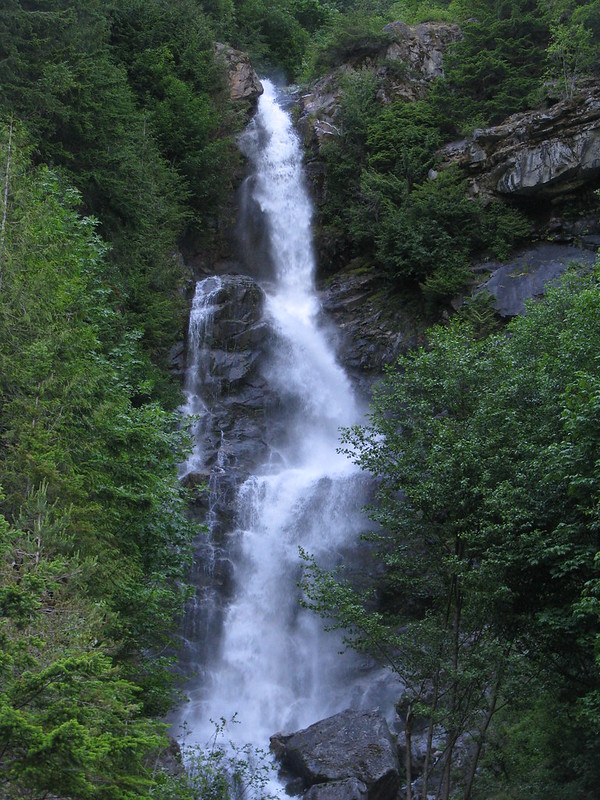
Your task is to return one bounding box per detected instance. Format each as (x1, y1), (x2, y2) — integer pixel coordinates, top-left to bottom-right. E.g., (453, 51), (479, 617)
(305, 778), (368, 800)
(271, 709), (400, 800)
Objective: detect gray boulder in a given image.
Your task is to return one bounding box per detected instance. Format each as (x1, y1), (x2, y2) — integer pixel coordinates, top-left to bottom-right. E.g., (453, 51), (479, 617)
(480, 243), (597, 316)
(271, 709), (400, 800)
(305, 778), (368, 800)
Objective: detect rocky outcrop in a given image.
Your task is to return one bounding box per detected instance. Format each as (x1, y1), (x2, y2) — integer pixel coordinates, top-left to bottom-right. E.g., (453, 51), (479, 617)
(182, 274), (274, 522)
(297, 22), (461, 151)
(381, 21), (461, 84)
(440, 83), (600, 199)
(320, 268), (422, 388)
(215, 43), (263, 107)
(271, 709), (400, 800)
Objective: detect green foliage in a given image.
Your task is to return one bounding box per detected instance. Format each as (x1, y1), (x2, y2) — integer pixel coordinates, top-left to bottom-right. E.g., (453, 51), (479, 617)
(366, 100), (442, 189)
(304, 266), (600, 798)
(456, 290), (501, 338)
(388, 0), (457, 24)
(370, 169), (482, 287)
(0, 494), (166, 799)
(544, 0), (600, 98)
(228, 0), (331, 80)
(109, 0), (239, 232)
(0, 0), (242, 364)
(318, 69), (379, 240)
(0, 143), (193, 724)
(303, 7), (391, 77)
(430, 0), (550, 130)
(202, 0), (237, 39)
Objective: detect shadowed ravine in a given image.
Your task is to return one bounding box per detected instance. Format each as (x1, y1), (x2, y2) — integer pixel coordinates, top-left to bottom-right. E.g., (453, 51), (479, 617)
(175, 81), (397, 778)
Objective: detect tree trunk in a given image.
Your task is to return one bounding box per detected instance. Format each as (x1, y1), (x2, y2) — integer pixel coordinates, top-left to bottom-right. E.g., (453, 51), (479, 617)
(441, 565), (462, 800)
(406, 704), (414, 800)
(421, 672), (440, 800)
(0, 116), (13, 292)
(462, 648), (511, 800)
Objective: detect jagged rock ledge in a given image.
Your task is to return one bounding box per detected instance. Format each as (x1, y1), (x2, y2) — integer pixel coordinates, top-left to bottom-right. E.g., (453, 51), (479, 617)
(440, 82), (600, 201)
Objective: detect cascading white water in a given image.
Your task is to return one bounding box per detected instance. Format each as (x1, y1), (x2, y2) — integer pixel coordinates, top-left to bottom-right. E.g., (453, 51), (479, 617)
(179, 275), (223, 482)
(178, 81), (394, 764)
(177, 275), (228, 675)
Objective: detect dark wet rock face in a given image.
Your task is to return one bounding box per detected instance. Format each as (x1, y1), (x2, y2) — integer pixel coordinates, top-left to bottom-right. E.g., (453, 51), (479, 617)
(271, 709), (400, 800)
(182, 274), (275, 529)
(319, 269), (422, 391)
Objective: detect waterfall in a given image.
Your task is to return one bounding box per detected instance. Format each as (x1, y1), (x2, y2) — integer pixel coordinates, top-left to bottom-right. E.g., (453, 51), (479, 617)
(177, 81), (394, 766)
(179, 275), (223, 483)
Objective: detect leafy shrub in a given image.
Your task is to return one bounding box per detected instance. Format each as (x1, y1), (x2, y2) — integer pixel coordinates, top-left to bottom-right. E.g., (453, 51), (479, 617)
(152, 720), (277, 800)
(388, 0), (457, 24)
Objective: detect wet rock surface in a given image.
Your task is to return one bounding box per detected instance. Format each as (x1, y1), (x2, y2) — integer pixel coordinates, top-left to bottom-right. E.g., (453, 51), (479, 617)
(182, 274), (274, 524)
(305, 778), (368, 800)
(319, 269), (422, 388)
(271, 708), (400, 800)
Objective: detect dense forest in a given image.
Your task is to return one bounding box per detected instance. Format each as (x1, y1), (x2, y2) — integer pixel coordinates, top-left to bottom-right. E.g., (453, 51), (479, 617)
(1, 0), (599, 798)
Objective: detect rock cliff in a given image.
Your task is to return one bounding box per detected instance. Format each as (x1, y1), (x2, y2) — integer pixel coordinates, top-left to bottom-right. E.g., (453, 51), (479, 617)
(296, 22), (461, 152)
(215, 42), (263, 109)
(181, 274), (274, 528)
(440, 82), (600, 202)
(319, 268), (423, 388)
(479, 243), (597, 317)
